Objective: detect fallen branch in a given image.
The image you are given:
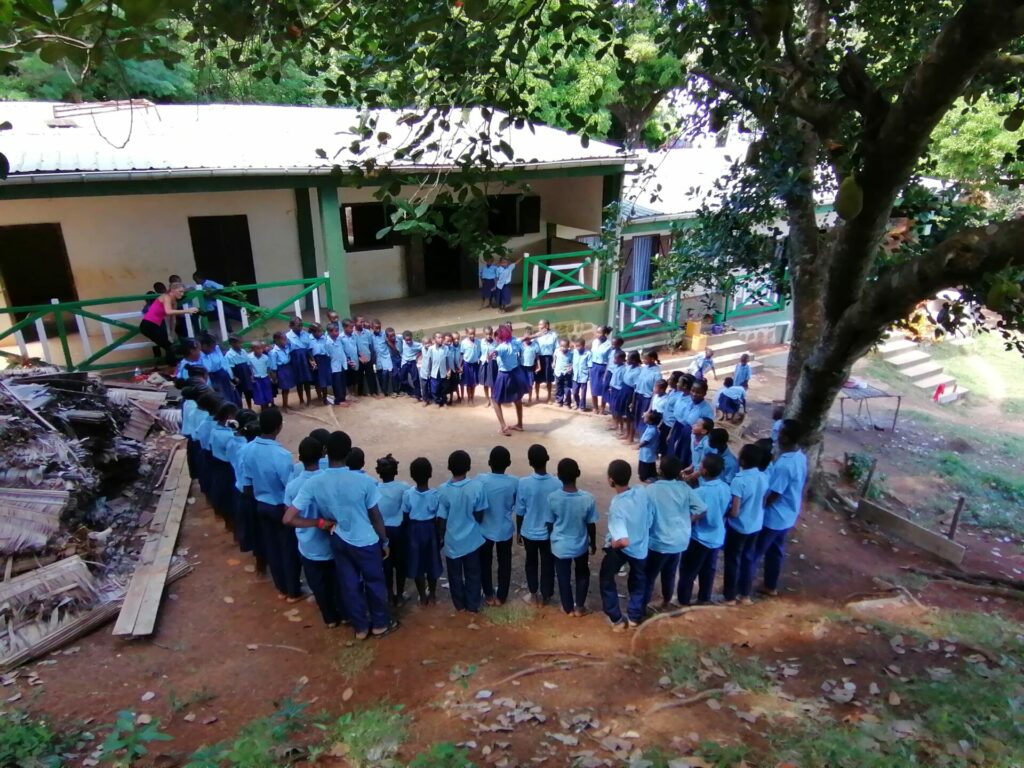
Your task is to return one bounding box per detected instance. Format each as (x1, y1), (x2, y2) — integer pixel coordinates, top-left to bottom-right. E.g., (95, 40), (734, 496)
(933, 578), (1024, 602)
(485, 660), (607, 689)
(246, 643), (309, 654)
(629, 605), (721, 656)
(648, 687), (725, 715)
(873, 577), (933, 612)
(517, 651), (601, 661)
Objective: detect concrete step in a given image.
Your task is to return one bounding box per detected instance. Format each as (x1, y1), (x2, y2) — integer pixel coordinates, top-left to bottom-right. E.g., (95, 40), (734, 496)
(879, 337), (917, 357)
(913, 372), (957, 390)
(938, 386), (969, 405)
(707, 338), (747, 354)
(887, 350), (932, 368)
(899, 360), (946, 382)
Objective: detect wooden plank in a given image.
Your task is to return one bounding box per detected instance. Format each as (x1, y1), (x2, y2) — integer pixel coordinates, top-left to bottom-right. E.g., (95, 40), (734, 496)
(112, 450), (188, 636)
(856, 499), (966, 565)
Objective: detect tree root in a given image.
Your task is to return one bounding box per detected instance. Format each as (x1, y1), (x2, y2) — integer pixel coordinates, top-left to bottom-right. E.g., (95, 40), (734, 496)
(517, 651), (602, 661)
(648, 687), (725, 715)
(486, 660), (608, 689)
(629, 605), (720, 656)
(901, 565), (1024, 591)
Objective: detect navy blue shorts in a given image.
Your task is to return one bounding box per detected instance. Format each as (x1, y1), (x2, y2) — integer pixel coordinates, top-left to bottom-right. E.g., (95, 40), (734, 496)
(498, 284), (512, 306)
(480, 278), (496, 301)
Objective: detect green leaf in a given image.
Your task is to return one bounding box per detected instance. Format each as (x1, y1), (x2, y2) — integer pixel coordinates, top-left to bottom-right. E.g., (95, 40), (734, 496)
(497, 139), (514, 160)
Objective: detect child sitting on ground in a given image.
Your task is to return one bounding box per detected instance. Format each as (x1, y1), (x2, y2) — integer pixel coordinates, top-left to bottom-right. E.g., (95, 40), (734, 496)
(715, 377), (747, 421)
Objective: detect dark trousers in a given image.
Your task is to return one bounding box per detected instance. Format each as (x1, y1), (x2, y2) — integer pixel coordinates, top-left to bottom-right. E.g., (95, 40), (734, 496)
(599, 547), (647, 624)
(723, 527), (760, 600)
(522, 537), (554, 599)
(384, 524), (407, 600)
(638, 461), (656, 483)
(446, 547), (483, 612)
(749, 526), (789, 592)
(302, 556), (344, 625)
(671, 422), (693, 467)
(572, 380), (588, 409)
(658, 423), (672, 456)
(331, 536), (390, 634)
(419, 374), (432, 402)
(139, 319), (174, 365)
(677, 540), (719, 605)
(357, 360), (378, 395)
(376, 368), (394, 396)
(398, 361), (420, 397)
(555, 373), (572, 405)
(643, 549), (681, 606)
(553, 553), (590, 613)
(256, 502), (302, 598)
(330, 371), (347, 404)
(480, 538), (512, 602)
(432, 376), (447, 406)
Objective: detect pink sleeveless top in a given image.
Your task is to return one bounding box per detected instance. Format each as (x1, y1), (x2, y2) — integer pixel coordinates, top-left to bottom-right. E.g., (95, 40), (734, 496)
(143, 295), (168, 324)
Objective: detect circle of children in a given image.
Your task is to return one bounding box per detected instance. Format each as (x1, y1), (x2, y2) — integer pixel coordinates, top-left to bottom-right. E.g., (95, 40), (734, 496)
(177, 315), (805, 638)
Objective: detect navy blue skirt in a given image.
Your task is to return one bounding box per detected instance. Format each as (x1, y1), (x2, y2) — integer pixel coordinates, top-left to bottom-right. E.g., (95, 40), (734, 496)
(211, 369), (240, 406)
(633, 393), (652, 427)
(493, 369), (523, 404)
(718, 394), (741, 415)
(607, 387), (624, 417)
(234, 488), (257, 553)
(461, 361), (480, 387)
(290, 349), (313, 384)
(231, 363), (253, 395)
(252, 376), (273, 406)
(520, 366), (535, 390)
(499, 284), (512, 306)
(314, 354), (332, 389)
(480, 277), (496, 301)
(208, 458), (235, 519)
(589, 363), (608, 398)
(616, 385), (635, 418)
(480, 359), (498, 388)
(275, 361), (296, 391)
(405, 518), (443, 580)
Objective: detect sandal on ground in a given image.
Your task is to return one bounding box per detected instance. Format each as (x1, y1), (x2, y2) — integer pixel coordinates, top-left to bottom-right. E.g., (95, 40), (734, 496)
(371, 620), (401, 638)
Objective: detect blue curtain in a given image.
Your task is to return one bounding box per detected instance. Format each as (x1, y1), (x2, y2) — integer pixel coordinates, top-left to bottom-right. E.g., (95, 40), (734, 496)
(632, 236), (655, 293)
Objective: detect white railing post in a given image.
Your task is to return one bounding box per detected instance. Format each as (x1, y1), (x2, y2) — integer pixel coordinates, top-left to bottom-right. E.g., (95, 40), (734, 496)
(74, 312), (92, 361)
(34, 316), (52, 364)
(184, 313), (194, 338)
(14, 330), (28, 359)
(240, 307), (250, 329)
(617, 299), (625, 331)
(293, 300), (302, 319)
(530, 255), (539, 302)
(216, 299), (228, 341)
(312, 290), (321, 325)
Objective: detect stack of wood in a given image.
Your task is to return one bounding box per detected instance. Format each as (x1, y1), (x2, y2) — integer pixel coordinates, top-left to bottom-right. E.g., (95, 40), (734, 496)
(0, 488), (71, 557)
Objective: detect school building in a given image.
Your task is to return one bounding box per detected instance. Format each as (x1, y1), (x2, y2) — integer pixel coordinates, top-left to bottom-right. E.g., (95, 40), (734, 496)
(0, 101), (795, 372)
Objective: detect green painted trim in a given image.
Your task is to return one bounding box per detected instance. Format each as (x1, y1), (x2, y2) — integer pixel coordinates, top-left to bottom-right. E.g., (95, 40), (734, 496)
(0, 164), (626, 201)
(294, 188), (318, 288)
(53, 305), (73, 370)
(521, 251), (605, 310)
(317, 186), (348, 315)
(621, 216), (698, 235)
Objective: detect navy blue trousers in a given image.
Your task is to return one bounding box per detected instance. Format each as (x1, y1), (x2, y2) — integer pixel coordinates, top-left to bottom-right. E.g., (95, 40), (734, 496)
(384, 523), (407, 601)
(302, 556), (344, 625)
(331, 536), (390, 633)
(479, 538), (512, 602)
(677, 540), (718, 605)
(599, 547), (647, 624)
(432, 376), (447, 406)
(555, 373), (573, 406)
(375, 368), (394, 396)
(446, 547), (483, 612)
(748, 526), (789, 592)
(330, 371), (347, 404)
(523, 537), (554, 599)
(671, 422), (693, 467)
(643, 549), (681, 606)
(553, 553), (590, 613)
(572, 380), (588, 409)
(723, 526), (760, 600)
(256, 502), (302, 598)
(398, 361), (419, 397)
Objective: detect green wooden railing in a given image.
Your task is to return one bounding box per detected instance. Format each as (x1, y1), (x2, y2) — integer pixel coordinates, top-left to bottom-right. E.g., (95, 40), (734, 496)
(614, 289), (681, 339)
(521, 249), (606, 310)
(0, 275), (331, 373)
(721, 274), (785, 321)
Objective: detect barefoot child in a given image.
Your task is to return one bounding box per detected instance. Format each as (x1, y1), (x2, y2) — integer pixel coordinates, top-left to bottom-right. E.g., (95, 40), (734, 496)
(599, 459), (655, 630)
(401, 457), (443, 605)
(620, 351), (641, 441)
(376, 454), (410, 607)
(547, 458), (597, 616)
(723, 444), (768, 605)
(437, 450), (488, 613)
(677, 454), (729, 605)
(477, 446), (518, 606)
(607, 349), (627, 435)
(589, 326), (613, 413)
(520, 330), (540, 405)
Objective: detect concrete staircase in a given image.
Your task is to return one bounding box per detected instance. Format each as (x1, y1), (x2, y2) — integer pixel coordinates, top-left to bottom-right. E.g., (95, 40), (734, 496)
(656, 331), (763, 379)
(877, 337), (968, 404)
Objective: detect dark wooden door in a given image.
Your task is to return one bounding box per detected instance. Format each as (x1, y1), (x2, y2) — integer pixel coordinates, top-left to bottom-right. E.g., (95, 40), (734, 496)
(187, 215), (258, 305)
(0, 223), (77, 339)
(422, 209), (472, 291)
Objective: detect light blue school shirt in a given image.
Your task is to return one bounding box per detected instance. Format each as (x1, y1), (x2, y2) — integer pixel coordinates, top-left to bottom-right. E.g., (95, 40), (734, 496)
(427, 344), (451, 378)
(285, 470), (333, 561)
(477, 472), (518, 542)
(201, 346), (226, 374)
(494, 341), (520, 373)
(647, 480), (706, 554)
(764, 450), (808, 530)
(719, 385), (747, 402)
(709, 447), (738, 484)
(771, 419), (783, 448)
(553, 349), (572, 376)
(399, 338), (422, 363)
(608, 363), (625, 389)
(325, 336), (348, 372)
(210, 424), (236, 462)
(339, 333), (359, 363)
(240, 437), (293, 505)
(638, 424), (659, 463)
(401, 487), (440, 521)
(480, 263), (498, 280)
(174, 357), (195, 380)
(516, 473), (561, 541)
(286, 329), (312, 350)
(195, 278), (224, 312)
(733, 362), (751, 387)
(355, 328), (374, 358)
(621, 365), (641, 388)
(590, 337), (612, 365)
(660, 391), (680, 427)
(535, 330), (558, 356)
(495, 264), (515, 288)
(196, 416), (215, 450)
(694, 478), (730, 549)
(224, 348), (249, 369)
(651, 393), (669, 416)
(605, 486), (655, 560)
(479, 338), (495, 361)
(571, 349), (591, 383)
(684, 398), (714, 427)
(181, 400), (198, 437)
(373, 333), (393, 371)
(230, 437), (250, 491)
(460, 337), (482, 364)
(691, 434), (709, 470)
(672, 393), (693, 424)
(546, 489), (598, 559)
(377, 480), (410, 527)
(310, 335), (330, 357)
(521, 341), (539, 367)
(437, 478), (487, 559)
(248, 352), (271, 377)
(292, 467), (382, 548)
(728, 467), (768, 535)
(268, 346), (290, 372)
(445, 344), (459, 371)
(290, 457), (328, 481)
(635, 364), (662, 397)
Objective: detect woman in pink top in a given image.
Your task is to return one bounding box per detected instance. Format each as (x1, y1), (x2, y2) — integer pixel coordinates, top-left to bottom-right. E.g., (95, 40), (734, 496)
(139, 282), (198, 365)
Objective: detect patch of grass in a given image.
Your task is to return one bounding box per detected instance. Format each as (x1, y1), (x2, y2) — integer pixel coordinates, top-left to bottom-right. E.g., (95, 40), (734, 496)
(184, 698), (314, 768)
(657, 639), (771, 693)
(1001, 398), (1024, 417)
(169, 686), (216, 713)
(936, 451), (1024, 532)
(770, 721), (917, 767)
(325, 705), (407, 768)
(408, 742), (476, 767)
(657, 638), (701, 688)
(0, 710), (63, 768)
(929, 332), (1024, 403)
(928, 611), (1024, 659)
(484, 602), (534, 627)
(335, 643), (376, 682)
(642, 742), (750, 768)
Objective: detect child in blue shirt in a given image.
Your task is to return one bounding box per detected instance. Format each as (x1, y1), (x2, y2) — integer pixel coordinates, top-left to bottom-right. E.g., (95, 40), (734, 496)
(733, 353), (752, 389)
(494, 255), (518, 311)
(309, 323), (332, 406)
(723, 444), (769, 605)
(401, 457), (443, 605)
(517, 444), (561, 605)
(677, 454), (730, 605)
(479, 255), (498, 308)
(208, 402), (241, 527)
(282, 437), (341, 627)
(195, 391), (222, 496)
(200, 333), (240, 407)
(437, 450), (488, 613)
(546, 458), (598, 616)
(459, 328), (482, 404)
(707, 428), (739, 484)
(770, 405), (785, 453)
(174, 340), (202, 383)
(477, 446), (518, 605)
(630, 349), (662, 442)
(589, 326), (613, 413)
(716, 376), (747, 422)
(683, 416), (714, 484)
(285, 317), (314, 407)
(371, 319), (395, 397)
(426, 332), (452, 407)
(519, 330), (540, 406)
(224, 335), (253, 410)
(324, 323), (350, 408)
(417, 336), (434, 404)
(553, 338), (573, 408)
(248, 340), (274, 410)
(637, 410), (661, 482)
(534, 319), (558, 403)
(268, 331), (294, 410)
(376, 454), (410, 607)
(607, 349), (628, 436)
(570, 337), (592, 411)
(620, 351), (642, 443)
(599, 459), (656, 629)
(352, 316), (379, 397)
(398, 330), (422, 399)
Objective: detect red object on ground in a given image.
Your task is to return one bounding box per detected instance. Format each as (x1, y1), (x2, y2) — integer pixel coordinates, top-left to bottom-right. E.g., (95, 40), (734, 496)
(932, 382), (945, 402)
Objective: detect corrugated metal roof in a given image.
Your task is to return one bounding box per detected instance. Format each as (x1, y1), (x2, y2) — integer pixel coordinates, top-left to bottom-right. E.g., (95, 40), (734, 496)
(0, 102), (626, 182)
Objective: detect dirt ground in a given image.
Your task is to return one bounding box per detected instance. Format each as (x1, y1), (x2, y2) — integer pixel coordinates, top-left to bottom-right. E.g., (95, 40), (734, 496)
(11, 363), (1024, 766)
